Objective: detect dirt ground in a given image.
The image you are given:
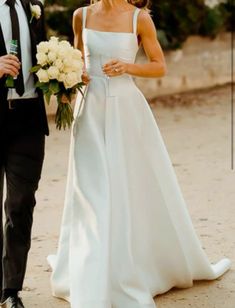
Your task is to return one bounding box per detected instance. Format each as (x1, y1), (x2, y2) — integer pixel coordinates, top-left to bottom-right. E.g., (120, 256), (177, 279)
(22, 84), (235, 307)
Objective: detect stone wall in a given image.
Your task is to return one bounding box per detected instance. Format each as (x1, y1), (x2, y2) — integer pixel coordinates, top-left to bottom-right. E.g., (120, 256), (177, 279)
(135, 32), (232, 99)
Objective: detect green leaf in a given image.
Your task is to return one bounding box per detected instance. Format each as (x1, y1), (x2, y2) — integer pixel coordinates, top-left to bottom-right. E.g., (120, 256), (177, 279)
(55, 97), (74, 130)
(41, 84), (50, 92)
(30, 65), (41, 73)
(49, 80), (60, 94)
(44, 90), (52, 105)
(35, 81), (45, 88)
(35, 81), (50, 93)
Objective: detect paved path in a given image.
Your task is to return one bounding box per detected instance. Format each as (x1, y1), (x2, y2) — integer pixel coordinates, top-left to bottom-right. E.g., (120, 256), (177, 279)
(22, 85), (234, 307)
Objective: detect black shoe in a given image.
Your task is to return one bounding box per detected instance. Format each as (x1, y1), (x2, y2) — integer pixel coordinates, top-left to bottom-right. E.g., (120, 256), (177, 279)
(0, 295), (24, 308)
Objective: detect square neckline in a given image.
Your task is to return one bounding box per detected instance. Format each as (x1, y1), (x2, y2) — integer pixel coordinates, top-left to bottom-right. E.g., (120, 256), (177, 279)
(84, 28), (137, 35)
(82, 6), (140, 36)
(83, 27), (140, 48)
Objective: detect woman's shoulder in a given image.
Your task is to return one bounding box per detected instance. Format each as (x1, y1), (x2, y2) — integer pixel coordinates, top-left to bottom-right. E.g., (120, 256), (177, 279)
(135, 9), (156, 36)
(73, 4), (97, 20)
(137, 7), (151, 19)
(137, 9), (153, 26)
(73, 7), (82, 22)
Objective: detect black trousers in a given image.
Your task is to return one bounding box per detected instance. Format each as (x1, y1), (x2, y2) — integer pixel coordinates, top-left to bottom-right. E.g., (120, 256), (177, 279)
(0, 132), (45, 294)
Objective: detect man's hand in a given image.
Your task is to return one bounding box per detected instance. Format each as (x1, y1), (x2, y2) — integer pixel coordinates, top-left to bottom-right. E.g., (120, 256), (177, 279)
(0, 55), (20, 79)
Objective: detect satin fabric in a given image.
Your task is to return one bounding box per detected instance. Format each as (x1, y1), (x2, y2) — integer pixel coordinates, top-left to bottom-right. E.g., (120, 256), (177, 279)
(48, 7), (231, 308)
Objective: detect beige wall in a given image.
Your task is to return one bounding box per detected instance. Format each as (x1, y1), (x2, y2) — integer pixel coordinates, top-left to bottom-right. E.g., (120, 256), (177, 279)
(135, 32), (232, 99)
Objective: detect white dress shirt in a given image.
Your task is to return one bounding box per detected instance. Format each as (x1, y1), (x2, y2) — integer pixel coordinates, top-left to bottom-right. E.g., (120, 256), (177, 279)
(0, 0), (38, 99)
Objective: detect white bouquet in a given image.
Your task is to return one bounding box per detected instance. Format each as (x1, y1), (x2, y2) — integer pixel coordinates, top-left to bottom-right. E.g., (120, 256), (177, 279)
(31, 36), (84, 130)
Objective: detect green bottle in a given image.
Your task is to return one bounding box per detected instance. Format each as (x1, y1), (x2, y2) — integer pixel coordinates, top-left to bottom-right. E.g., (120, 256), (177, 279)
(5, 39), (18, 88)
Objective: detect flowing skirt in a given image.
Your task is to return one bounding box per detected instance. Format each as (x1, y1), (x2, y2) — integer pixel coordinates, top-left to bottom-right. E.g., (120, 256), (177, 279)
(48, 76), (231, 308)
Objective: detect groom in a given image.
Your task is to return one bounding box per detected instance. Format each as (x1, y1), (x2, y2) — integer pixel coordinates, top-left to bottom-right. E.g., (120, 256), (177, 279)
(0, 0), (48, 307)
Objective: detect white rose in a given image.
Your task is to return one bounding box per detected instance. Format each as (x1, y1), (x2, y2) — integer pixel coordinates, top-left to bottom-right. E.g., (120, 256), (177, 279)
(36, 69), (49, 83)
(48, 41), (59, 53)
(36, 52), (47, 66)
(54, 59), (64, 71)
(59, 40), (72, 49)
(76, 69), (83, 80)
(72, 49), (82, 60)
(63, 72), (80, 89)
(57, 46), (72, 60)
(63, 58), (72, 68)
(63, 65), (73, 74)
(47, 51), (57, 63)
(50, 36), (59, 43)
(62, 58), (76, 73)
(72, 60), (84, 71)
(37, 41), (49, 54)
(47, 66), (59, 80)
(58, 73), (66, 83)
(30, 4), (41, 20)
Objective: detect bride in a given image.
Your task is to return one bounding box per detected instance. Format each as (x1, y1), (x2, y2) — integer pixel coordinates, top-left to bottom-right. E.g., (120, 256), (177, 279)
(48, 0), (231, 307)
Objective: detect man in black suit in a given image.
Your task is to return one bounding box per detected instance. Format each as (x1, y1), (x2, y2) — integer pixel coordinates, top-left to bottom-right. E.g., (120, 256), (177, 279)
(0, 0), (48, 307)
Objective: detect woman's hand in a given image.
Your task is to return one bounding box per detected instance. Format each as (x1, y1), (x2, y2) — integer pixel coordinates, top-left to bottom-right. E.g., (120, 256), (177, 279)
(82, 71), (91, 85)
(102, 59), (128, 77)
(61, 71), (90, 104)
(61, 94), (76, 104)
(0, 55), (20, 78)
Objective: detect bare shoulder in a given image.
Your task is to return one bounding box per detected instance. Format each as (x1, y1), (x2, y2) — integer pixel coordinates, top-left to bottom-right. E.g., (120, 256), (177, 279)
(137, 10), (156, 34)
(73, 3), (98, 19)
(73, 7), (83, 23)
(138, 10), (153, 26)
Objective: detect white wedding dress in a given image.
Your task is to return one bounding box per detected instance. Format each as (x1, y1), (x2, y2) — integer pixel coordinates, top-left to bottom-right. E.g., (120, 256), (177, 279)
(48, 7), (231, 308)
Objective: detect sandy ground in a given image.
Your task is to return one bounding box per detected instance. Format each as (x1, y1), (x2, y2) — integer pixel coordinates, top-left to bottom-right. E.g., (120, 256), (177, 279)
(21, 84), (235, 307)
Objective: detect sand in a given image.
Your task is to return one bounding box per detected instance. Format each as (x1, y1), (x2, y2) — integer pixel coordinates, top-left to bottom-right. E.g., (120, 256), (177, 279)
(21, 84), (235, 307)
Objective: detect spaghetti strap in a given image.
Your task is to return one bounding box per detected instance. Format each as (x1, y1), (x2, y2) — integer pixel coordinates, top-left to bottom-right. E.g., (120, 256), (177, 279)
(82, 7), (88, 29)
(133, 8), (141, 34)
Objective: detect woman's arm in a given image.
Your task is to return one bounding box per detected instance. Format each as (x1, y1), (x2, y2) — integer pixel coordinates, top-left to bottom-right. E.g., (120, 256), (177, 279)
(60, 8), (89, 103)
(103, 10), (167, 78)
(73, 8), (90, 84)
(73, 8), (83, 53)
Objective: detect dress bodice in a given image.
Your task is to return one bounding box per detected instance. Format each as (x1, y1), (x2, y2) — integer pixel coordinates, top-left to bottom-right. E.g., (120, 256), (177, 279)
(82, 7), (140, 78)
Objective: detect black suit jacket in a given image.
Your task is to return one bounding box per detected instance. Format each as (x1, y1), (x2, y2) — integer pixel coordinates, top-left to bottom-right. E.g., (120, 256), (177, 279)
(0, 0), (49, 137)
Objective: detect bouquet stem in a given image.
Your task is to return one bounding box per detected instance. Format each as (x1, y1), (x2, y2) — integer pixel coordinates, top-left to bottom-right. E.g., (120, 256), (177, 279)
(55, 98), (74, 130)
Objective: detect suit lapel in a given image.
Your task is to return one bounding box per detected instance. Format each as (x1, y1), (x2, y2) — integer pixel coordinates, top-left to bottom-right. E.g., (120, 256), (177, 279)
(0, 24), (7, 94)
(0, 23), (7, 56)
(19, 0), (37, 66)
